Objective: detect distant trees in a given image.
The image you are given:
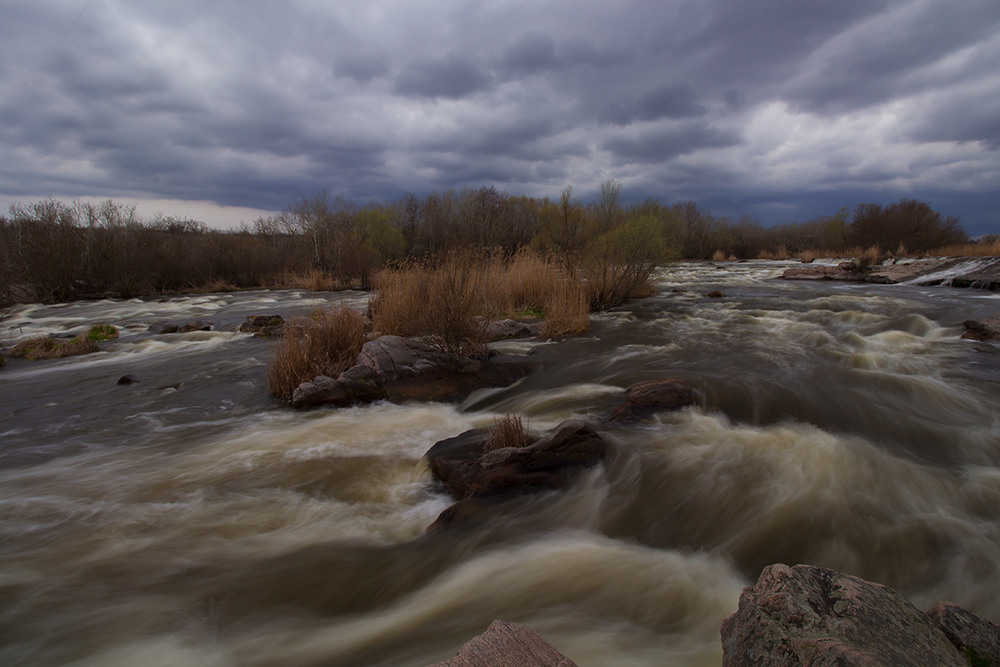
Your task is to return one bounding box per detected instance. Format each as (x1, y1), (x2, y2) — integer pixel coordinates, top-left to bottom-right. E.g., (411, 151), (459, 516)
(849, 199), (966, 253)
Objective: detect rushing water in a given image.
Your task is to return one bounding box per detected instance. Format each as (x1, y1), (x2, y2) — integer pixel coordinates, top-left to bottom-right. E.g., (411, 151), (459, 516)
(2, 262), (999, 666)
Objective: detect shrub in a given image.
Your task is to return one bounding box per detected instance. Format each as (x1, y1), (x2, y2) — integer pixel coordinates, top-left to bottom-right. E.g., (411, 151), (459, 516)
(87, 324), (119, 341)
(267, 306), (367, 399)
(483, 413), (534, 452)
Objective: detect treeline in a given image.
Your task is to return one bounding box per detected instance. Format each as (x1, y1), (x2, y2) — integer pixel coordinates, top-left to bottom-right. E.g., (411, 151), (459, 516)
(0, 185), (971, 306)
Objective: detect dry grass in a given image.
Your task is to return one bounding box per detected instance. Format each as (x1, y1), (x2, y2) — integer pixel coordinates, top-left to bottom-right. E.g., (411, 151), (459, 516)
(929, 240), (1000, 257)
(483, 413), (534, 453)
(711, 249), (727, 262)
(9, 334), (97, 360)
(273, 269), (341, 291)
(371, 249), (590, 350)
(267, 306), (367, 399)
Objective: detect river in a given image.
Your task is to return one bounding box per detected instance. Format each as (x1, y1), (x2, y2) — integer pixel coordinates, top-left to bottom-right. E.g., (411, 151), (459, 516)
(2, 260), (999, 666)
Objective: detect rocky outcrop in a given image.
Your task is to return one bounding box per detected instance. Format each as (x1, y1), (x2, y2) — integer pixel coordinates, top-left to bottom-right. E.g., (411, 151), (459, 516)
(291, 335), (530, 408)
(927, 601), (1000, 666)
(721, 564), (999, 667)
(147, 320), (212, 334)
(239, 314), (285, 337)
(962, 314), (1000, 341)
(486, 318), (536, 340)
(424, 419), (608, 531)
(608, 379), (699, 423)
(784, 256), (1000, 289)
(782, 261), (867, 282)
(427, 619), (577, 667)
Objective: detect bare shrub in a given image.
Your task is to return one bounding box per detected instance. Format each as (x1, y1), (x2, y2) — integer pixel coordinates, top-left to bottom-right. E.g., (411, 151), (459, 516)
(267, 306), (367, 399)
(483, 413), (534, 452)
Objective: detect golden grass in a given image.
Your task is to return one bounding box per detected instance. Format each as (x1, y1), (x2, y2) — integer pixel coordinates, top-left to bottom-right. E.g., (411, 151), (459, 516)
(371, 249), (590, 349)
(9, 334), (97, 360)
(929, 241), (1000, 257)
(483, 413), (534, 453)
(267, 306), (367, 399)
(711, 249), (727, 262)
(273, 269), (341, 291)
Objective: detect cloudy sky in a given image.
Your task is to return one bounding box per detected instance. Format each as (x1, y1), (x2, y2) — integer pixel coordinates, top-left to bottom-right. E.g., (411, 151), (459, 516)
(1, 0), (998, 233)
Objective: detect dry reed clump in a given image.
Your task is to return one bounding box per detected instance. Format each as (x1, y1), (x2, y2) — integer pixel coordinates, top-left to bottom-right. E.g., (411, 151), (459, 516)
(371, 249), (591, 351)
(9, 334), (98, 360)
(483, 413), (534, 453)
(273, 269), (340, 291)
(267, 306), (367, 399)
(711, 249), (728, 262)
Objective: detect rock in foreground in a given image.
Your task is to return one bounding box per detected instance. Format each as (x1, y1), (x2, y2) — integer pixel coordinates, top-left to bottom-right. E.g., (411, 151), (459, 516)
(427, 619), (577, 667)
(721, 564), (998, 666)
(292, 335), (529, 408)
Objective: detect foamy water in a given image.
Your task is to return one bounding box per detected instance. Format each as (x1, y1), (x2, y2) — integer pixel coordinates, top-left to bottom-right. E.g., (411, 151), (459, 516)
(1, 264), (998, 666)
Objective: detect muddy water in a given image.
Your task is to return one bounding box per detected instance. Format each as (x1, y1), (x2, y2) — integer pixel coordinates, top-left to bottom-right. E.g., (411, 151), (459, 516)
(1, 263), (999, 666)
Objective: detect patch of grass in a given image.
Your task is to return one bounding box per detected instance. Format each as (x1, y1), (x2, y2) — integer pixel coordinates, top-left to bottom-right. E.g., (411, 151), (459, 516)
(87, 324), (119, 341)
(483, 413), (534, 453)
(9, 334), (97, 360)
(542, 278), (590, 339)
(930, 240), (1000, 257)
(267, 306), (368, 399)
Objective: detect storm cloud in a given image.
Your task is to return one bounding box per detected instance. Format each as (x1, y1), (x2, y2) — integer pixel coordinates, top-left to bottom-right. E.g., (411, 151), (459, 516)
(0, 0), (997, 232)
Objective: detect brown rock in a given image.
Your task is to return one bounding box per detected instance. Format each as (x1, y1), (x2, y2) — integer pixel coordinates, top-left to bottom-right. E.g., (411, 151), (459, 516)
(291, 335), (530, 408)
(427, 619), (577, 667)
(706, 290), (725, 298)
(147, 320), (212, 334)
(927, 601), (1000, 666)
(962, 314), (1000, 342)
(426, 419), (607, 500)
(239, 314), (285, 337)
(721, 564), (965, 666)
(608, 379), (699, 423)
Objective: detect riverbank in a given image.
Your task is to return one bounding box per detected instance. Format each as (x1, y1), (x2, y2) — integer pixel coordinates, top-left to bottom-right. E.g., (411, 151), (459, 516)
(782, 255), (1000, 289)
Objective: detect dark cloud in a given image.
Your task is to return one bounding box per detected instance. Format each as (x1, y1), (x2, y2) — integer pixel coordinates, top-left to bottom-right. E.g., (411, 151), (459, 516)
(394, 52), (493, 99)
(0, 0), (996, 232)
(602, 122), (742, 164)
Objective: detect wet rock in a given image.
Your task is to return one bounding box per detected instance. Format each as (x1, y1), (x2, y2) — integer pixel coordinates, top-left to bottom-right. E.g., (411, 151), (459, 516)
(426, 418), (607, 500)
(427, 619), (577, 667)
(782, 264), (866, 282)
(147, 320), (212, 334)
(927, 601), (1000, 666)
(239, 314), (285, 337)
(486, 318), (535, 340)
(291, 335), (530, 408)
(962, 314), (1000, 342)
(721, 564), (966, 666)
(706, 290), (725, 298)
(608, 379), (699, 423)
(116, 374), (139, 385)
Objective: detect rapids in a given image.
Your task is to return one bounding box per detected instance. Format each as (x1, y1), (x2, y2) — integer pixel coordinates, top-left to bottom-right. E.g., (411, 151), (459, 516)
(1, 261), (999, 666)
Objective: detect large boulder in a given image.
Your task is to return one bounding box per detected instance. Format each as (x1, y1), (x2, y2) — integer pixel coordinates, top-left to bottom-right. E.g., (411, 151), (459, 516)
(926, 601), (1000, 666)
(608, 379), (699, 423)
(962, 314), (1000, 342)
(239, 314), (285, 337)
(426, 418), (608, 500)
(721, 564), (970, 666)
(291, 335), (530, 408)
(427, 619), (577, 667)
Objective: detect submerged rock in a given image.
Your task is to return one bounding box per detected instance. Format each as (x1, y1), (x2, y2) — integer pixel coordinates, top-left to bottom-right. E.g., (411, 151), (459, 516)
(720, 564), (981, 666)
(427, 619), (577, 667)
(962, 314), (1000, 342)
(239, 314), (285, 337)
(291, 335), (530, 408)
(147, 320), (213, 334)
(608, 378), (699, 423)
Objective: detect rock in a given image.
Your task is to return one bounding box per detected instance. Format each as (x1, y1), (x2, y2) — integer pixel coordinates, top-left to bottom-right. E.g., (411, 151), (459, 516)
(426, 418), (607, 500)
(486, 319), (535, 340)
(116, 374), (139, 385)
(608, 379), (699, 423)
(782, 265), (866, 282)
(962, 314), (1000, 342)
(147, 320), (212, 334)
(721, 564), (966, 666)
(239, 314), (285, 337)
(427, 619), (577, 667)
(291, 335), (530, 408)
(706, 290), (725, 298)
(927, 601), (1000, 666)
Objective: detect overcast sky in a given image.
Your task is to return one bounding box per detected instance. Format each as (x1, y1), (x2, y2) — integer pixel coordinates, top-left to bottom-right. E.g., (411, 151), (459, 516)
(1, 0), (998, 233)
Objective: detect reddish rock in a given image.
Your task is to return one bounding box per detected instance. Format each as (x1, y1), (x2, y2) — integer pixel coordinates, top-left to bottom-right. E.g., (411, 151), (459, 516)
(427, 619), (577, 667)
(721, 564), (966, 666)
(608, 379), (699, 422)
(927, 601), (1000, 666)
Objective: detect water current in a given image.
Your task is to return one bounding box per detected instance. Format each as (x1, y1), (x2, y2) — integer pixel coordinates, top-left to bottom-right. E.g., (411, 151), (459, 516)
(2, 261), (999, 666)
